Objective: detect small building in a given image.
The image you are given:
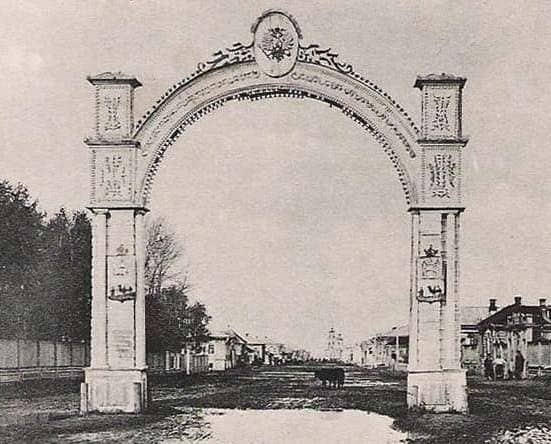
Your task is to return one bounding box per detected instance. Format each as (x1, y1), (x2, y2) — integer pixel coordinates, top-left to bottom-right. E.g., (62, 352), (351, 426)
(343, 343), (364, 365)
(266, 341), (287, 365)
(460, 302), (496, 370)
(371, 325), (409, 370)
(244, 334), (270, 365)
(359, 340), (377, 367)
(478, 296), (551, 378)
(205, 329), (249, 371)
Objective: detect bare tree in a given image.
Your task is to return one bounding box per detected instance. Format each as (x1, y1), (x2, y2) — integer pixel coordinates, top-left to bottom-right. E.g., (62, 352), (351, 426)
(144, 217), (183, 296)
(144, 217), (209, 352)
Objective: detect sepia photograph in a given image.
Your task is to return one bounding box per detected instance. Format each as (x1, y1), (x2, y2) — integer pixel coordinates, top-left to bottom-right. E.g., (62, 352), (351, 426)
(1, 1), (551, 442)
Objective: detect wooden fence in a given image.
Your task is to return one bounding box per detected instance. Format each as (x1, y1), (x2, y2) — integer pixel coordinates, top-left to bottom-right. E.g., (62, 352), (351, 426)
(0, 339), (210, 382)
(0, 339), (89, 369)
(147, 350), (209, 375)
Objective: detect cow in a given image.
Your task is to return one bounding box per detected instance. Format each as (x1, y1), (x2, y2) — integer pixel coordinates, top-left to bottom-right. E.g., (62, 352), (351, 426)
(314, 368), (345, 389)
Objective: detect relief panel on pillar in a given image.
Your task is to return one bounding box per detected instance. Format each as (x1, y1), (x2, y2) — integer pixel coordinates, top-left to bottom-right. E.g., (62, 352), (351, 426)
(423, 86), (460, 141)
(107, 212), (136, 303)
(106, 211), (137, 367)
(417, 241), (446, 304)
(106, 245), (136, 367)
(108, 245), (136, 304)
(91, 149), (136, 206)
(421, 146), (461, 206)
(417, 215), (445, 304)
(95, 84), (132, 140)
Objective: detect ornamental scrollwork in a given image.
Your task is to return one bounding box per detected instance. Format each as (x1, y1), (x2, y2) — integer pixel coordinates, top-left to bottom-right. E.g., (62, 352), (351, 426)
(298, 44), (353, 75)
(196, 42), (254, 74)
(428, 153), (457, 198)
(431, 95), (451, 132)
(103, 96), (122, 131)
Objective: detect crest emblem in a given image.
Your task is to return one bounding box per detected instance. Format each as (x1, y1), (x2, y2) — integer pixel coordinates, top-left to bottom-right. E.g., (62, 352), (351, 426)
(417, 243), (446, 303)
(252, 10), (300, 78)
(259, 27), (294, 62)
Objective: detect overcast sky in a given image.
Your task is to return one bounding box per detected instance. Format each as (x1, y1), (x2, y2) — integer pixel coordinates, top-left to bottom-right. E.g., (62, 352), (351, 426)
(2, 1), (551, 354)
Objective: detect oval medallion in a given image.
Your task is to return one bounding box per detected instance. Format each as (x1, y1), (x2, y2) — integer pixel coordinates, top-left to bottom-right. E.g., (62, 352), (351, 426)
(253, 11), (299, 78)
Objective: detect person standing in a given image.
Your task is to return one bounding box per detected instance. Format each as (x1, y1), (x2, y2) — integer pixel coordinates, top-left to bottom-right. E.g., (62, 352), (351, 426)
(483, 354), (494, 380)
(514, 351), (525, 380)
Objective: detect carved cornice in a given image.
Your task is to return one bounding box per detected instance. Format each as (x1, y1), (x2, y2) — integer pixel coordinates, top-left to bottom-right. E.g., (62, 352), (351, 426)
(418, 138), (469, 147)
(85, 138), (141, 148)
(414, 73), (466, 89)
(408, 206), (465, 214)
(87, 72), (142, 88)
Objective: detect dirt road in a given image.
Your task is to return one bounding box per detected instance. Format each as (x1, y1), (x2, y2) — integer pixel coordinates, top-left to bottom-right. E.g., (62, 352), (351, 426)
(1, 365), (550, 443)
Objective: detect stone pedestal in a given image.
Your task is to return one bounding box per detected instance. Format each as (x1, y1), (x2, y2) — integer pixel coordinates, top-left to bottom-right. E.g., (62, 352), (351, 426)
(407, 369), (467, 412)
(81, 368), (147, 414)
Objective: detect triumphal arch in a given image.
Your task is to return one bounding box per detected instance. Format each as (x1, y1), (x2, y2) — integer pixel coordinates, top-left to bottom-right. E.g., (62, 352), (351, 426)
(81, 10), (469, 413)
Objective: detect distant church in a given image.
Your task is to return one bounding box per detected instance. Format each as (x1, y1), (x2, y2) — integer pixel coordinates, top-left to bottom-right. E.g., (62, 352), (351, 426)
(326, 328), (343, 361)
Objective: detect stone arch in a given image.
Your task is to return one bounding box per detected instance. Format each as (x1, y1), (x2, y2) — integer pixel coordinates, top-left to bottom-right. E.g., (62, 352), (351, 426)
(82, 9), (469, 415)
(133, 56), (421, 208)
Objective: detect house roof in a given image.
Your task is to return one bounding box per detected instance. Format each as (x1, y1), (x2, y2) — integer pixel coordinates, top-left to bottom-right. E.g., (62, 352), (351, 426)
(378, 325), (409, 338)
(372, 306), (496, 339)
(244, 335), (268, 345)
(478, 302), (551, 329)
(207, 327), (249, 342)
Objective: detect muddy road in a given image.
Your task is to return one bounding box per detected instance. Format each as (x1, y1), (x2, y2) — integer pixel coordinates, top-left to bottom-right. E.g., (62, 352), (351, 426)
(1, 365), (551, 443)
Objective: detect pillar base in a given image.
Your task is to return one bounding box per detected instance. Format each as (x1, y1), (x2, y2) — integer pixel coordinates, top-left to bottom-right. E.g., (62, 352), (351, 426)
(407, 369), (467, 413)
(81, 368), (148, 414)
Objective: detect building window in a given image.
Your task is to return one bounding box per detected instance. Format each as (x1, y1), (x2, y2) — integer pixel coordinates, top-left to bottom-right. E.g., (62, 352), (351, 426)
(208, 344), (215, 354)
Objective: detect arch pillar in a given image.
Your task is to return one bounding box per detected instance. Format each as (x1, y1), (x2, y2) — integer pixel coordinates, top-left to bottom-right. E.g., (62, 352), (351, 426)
(407, 74), (468, 412)
(81, 73), (148, 413)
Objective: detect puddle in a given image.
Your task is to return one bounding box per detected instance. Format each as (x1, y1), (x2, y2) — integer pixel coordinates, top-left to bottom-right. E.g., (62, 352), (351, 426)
(57, 408), (411, 443)
(165, 408), (409, 444)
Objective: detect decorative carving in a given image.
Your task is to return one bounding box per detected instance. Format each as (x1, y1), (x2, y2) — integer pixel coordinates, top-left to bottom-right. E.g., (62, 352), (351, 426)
(108, 254), (136, 302)
(417, 244), (446, 303)
(108, 284), (136, 303)
(423, 244), (439, 257)
(253, 10), (299, 78)
(104, 96), (122, 131)
(289, 71), (416, 159)
(298, 44), (353, 75)
(420, 256), (442, 279)
(431, 95), (451, 132)
(133, 13), (424, 207)
(141, 69), (261, 155)
(95, 151), (133, 202)
(418, 284), (444, 301)
(139, 84), (415, 207)
(196, 43), (253, 74)
(259, 27), (295, 62)
(428, 153), (457, 198)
